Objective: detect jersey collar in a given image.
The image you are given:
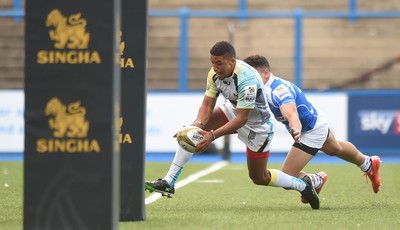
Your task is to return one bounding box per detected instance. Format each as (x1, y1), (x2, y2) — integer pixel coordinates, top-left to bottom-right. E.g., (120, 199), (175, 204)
(265, 72), (275, 88)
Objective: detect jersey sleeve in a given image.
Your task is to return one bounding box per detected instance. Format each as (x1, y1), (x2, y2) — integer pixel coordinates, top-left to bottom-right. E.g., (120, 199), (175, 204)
(205, 68), (219, 98)
(236, 73), (259, 109)
(271, 83), (295, 108)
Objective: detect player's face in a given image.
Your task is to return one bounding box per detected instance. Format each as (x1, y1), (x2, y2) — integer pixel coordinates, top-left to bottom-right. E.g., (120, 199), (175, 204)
(210, 55), (236, 80)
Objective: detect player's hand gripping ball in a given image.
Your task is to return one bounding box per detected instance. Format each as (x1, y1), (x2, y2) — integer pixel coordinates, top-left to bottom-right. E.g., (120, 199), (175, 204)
(176, 126), (204, 153)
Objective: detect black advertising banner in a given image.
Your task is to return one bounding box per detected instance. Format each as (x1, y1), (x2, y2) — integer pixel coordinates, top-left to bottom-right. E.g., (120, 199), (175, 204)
(24, 1), (120, 229)
(119, 0), (147, 221)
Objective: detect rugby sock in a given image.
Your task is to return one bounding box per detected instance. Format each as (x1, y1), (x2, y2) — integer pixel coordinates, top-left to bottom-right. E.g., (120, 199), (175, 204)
(310, 174), (322, 188)
(163, 146), (194, 187)
(269, 169), (307, 192)
(359, 155), (372, 172)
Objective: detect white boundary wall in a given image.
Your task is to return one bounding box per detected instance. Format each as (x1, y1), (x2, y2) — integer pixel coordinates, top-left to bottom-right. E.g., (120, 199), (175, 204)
(147, 92), (347, 153)
(0, 90), (347, 153)
(0, 90), (24, 152)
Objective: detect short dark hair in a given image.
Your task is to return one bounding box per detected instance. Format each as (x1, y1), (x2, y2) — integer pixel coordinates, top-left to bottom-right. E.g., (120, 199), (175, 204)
(243, 54), (270, 69)
(210, 41), (236, 58)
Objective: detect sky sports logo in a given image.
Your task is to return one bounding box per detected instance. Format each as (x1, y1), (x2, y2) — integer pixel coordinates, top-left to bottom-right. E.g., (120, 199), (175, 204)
(358, 110), (400, 135)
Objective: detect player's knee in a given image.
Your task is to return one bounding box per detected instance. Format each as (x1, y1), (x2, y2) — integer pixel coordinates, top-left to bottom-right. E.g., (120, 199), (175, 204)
(249, 171), (270, 186)
(250, 176), (265, 185)
(322, 141), (343, 156)
(326, 144), (343, 156)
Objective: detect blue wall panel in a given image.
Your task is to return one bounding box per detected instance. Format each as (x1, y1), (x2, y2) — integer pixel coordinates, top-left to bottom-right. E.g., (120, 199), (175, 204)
(348, 92), (400, 154)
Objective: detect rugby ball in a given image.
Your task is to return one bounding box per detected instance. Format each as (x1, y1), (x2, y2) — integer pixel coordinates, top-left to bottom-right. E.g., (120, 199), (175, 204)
(176, 126), (204, 153)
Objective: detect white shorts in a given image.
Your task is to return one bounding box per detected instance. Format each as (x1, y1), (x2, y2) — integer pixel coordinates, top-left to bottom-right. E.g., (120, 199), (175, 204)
(300, 112), (329, 149)
(218, 101), (274, 153)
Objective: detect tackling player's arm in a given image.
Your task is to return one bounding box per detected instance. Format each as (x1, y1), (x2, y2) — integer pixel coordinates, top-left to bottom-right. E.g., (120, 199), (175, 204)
(280, 102), (302, 143)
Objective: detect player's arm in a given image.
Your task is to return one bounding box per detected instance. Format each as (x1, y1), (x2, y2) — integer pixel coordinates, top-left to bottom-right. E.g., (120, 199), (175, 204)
(191, 95), (217, 128)
(195, 108), (250, 153)
(192, 69), (219, 129)
(211, 78), (255, 137)
(280, 102), (302, 143)
(212, 108), (250, 138)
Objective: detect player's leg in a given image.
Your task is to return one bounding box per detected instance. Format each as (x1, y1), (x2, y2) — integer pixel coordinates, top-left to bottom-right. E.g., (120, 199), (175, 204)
(321, 131), (365, 165)
(280, 145), (313, 178)
(241, 120), (319, 209)
(145, 106), (228, 197)
(247, 149), (305, 189)
(321, 130), (381, 193)
(246, 148), (320, 209)
(246, 149), (271, 185)
(281, 144), (327, 204)
(281, 118), (330, 203)
(281, 143), (328, 188)
(162, 107), (227, 185)
(241, 120), (309, 191)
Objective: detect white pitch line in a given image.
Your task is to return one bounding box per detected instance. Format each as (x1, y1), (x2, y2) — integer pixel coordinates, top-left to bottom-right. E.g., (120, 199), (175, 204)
(196, 179), (224, 183)
(145, 160), (229, 205)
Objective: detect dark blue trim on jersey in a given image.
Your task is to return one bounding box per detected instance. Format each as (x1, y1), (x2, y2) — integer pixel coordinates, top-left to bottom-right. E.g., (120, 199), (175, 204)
(233, 73), (238, 94)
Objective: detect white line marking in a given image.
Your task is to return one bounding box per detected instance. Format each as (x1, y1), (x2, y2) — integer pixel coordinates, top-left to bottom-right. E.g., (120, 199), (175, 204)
(145, 160), (229, 205)
(196, 179), (224, 183)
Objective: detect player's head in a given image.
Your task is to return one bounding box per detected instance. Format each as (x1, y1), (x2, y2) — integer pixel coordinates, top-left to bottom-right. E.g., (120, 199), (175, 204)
(243, 54), (271, 83)
(243, 54), (270, 69)
(209, 41), (236, 80)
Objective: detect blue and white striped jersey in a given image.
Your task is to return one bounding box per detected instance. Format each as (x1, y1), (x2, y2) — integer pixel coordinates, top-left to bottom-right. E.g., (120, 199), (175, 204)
(264, 73), (318, 132)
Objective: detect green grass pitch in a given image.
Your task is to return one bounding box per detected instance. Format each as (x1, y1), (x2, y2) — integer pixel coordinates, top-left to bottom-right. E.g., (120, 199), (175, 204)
(1, 161), (399, 229)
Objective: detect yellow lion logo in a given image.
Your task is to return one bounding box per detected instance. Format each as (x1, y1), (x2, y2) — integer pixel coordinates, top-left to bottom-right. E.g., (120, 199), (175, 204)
(46, 9), (90, 49)
(119, 116), (123, 131)
(45, 97), (89, 138)
(120, 31), (125, 55)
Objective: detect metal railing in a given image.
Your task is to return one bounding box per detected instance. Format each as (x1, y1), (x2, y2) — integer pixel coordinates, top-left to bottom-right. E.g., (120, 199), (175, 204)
(149, 7), (400, 91)
(0, 0), (23, 21)
(1, 0), (400, 91)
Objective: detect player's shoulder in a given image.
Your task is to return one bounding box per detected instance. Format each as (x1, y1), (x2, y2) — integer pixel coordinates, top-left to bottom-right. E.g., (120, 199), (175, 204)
(236, 60), (256, 75)
(272, 75), (303, 95)
(270, 76), (294, 100)
(207, 67), (217, 81)
(270, 76), (287, 90)
(235, 60), (262, 83)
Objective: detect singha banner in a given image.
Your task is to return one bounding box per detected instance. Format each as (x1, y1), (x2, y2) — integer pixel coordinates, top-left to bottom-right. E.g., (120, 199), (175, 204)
(119, 0), (147, 221)
(24, 1), (121, 229)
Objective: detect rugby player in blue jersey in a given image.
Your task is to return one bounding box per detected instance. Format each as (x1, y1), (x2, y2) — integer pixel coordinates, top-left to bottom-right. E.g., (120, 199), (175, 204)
(243, 54), (381, 204)
(145, 41), (321, 209)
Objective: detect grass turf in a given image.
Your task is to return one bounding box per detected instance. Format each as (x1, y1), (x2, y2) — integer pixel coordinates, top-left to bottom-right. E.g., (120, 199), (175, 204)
(1, 161), (399, 230)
